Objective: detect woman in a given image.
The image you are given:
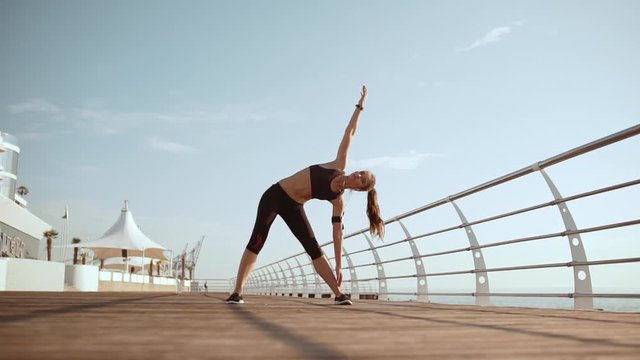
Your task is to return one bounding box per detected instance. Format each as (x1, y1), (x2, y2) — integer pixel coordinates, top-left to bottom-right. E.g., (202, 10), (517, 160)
(227, 85), (384, 305)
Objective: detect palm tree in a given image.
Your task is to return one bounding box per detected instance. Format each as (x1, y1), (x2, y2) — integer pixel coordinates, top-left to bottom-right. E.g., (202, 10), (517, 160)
(43, 229), (59, 261)
(17, 186), (29, 196)
(72, 238), (81, 264)
(181, 254), (186, 281)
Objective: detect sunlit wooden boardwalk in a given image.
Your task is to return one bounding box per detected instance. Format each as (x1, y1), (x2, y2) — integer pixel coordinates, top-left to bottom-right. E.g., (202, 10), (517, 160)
(1, 292), (639, 359)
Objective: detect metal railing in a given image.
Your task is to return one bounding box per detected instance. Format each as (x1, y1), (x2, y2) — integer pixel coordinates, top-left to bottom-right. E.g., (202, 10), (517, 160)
(191, 278), (234, 293)
(242, 124), (640, 310)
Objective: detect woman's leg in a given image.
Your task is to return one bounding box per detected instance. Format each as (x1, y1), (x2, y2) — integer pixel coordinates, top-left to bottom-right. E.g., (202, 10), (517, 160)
(312, 255), (343, 297)
(280, 207), (344, 297)
(233, 187), (278, 295)
(232, 249), (258, 294)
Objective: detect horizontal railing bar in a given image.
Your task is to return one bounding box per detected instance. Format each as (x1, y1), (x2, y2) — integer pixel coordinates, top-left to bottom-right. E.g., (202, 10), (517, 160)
(460, 178), (640, 229)
(385, 292), (472, 296)
(565, 219), (640, 236)
(573, 257), (640, 267)
(345, 247), (377, 257)
(352, 238), (409, 254)
(334, 224), (462, 259)
(426, 257), (640, 277)
(577, 293), (640, 299)
(344, 257), (640, 282)
(347, 262), (381, 270)
(383, 292), (640, 299)
(247, 285), (640, 300)
(538, 124), (640, 168)
(559, 178), (640, 203)
(475, 218), (640, 252)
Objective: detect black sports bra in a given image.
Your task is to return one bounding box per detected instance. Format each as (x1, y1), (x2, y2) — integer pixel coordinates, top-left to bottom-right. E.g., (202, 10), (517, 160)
(309, 165), (343, 201)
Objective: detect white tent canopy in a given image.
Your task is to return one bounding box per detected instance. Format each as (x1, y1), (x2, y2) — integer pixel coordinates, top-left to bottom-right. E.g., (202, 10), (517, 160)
(74, 201), (169, 260)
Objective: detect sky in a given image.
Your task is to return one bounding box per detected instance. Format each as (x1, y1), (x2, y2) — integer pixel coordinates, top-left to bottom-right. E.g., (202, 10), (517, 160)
(1, 1), (638, 293)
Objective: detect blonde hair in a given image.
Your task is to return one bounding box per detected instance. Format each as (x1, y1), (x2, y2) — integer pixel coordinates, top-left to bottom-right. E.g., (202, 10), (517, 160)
(366, 188), (384, 239)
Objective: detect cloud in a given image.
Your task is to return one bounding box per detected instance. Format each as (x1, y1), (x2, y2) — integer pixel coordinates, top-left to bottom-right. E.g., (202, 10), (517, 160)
(457, 20), (526, 52)
(8, 99), (61, 114)
(70, 105), (273, 134)
(74, 108), (184, 134)
(11, 131), (53, 141)
(350, 151), (439, 170)
(7, 98), (278, 140)
(147, 136), (197, 154)
(458, 26), (511, 52)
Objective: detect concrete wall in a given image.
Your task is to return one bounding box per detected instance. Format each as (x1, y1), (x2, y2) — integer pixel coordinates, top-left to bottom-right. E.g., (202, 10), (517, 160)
(0, 258), (64, 291)
(97, 271), (179, 292)
(98, 281), (176, 292)
(0, 194), (51, 259)
(0, 260), (6, 290)
(64, 264), (99, 291)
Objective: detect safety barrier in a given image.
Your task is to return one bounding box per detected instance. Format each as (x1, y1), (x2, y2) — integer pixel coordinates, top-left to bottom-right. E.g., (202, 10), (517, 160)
(191, 278), (234, 293)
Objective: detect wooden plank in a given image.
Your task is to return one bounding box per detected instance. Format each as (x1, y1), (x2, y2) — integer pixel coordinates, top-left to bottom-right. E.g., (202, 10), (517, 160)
(0, 292), (638, 359)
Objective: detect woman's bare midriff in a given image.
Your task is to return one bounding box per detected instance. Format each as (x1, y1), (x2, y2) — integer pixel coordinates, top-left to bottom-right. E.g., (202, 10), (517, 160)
(278, 167), (313, 204)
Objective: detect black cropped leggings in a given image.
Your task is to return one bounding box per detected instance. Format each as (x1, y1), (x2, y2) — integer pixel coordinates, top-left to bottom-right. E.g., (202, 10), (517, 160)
(246, 183), (324, 260)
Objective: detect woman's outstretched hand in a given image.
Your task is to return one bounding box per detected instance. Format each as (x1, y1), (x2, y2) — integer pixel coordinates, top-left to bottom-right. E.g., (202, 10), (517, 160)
(336, 267), (343, 287)
(358, 85), (367, 108)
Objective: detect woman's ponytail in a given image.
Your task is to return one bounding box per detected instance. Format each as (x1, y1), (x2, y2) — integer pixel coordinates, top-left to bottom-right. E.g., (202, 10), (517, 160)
(366, 188), (385, 239)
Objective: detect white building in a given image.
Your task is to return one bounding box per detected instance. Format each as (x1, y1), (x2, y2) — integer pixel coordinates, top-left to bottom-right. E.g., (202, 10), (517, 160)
(0, 132), (51, 259)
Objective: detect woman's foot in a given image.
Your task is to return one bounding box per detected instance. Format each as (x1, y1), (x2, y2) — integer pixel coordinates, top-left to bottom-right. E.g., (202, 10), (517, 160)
(226, 292), (244, 304)
(334, 293), (352, 305)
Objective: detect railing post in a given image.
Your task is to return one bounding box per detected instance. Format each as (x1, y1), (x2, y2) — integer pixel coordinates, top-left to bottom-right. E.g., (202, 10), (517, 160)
(258, 269), (270, 295)
(251, 272), (262, 294)
(342, 247), (359, 299)
(249, 271), (260, 294)
(538, 166), (593, 310)
(294, 257), (309, 297)
(272, 264), (285, 295)
(309, 255), (322, 296)
(364, 233), (388, 301)
(284, 260), (298, 296)
(252, 270), (261, 294)
(276, 262), (290, 295)
(245, 274), (255, 294)
(396, 218), (429, 302)
(267, 265), (280, 295)
(450, 199), (490, 306)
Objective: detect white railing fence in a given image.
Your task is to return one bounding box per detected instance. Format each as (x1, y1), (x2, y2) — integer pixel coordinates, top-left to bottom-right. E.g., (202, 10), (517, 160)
(191, 278), (233, 293)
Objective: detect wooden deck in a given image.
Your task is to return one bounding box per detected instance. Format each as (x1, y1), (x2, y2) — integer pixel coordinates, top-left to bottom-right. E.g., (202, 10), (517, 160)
(1, 292), (639, 359)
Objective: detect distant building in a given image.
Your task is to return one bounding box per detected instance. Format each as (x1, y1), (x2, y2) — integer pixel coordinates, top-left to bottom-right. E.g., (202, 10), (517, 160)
(0, 132), (50, 259)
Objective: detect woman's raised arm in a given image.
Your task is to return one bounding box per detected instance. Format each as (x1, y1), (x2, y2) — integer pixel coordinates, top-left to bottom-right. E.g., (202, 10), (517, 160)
(333, 86), (367, 170)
